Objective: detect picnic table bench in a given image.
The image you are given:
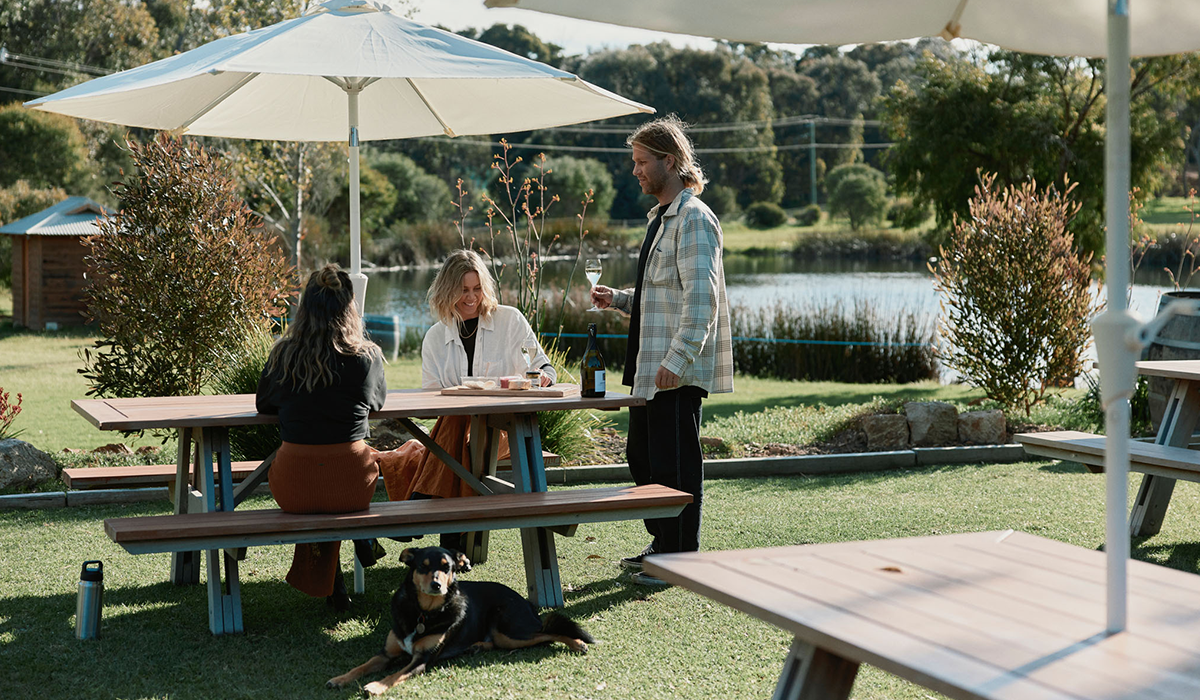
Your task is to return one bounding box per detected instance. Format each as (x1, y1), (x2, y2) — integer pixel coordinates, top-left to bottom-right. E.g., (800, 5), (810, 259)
(107, 484), (690, 634)
(61, 452), (561, 490)
(1015, 360), (1200, 537)
(645, 530), (1200, 700)
(74, 388), (647, 635)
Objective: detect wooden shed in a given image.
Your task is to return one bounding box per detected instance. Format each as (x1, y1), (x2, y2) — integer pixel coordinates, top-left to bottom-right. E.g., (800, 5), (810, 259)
(1, 196), (110, 330)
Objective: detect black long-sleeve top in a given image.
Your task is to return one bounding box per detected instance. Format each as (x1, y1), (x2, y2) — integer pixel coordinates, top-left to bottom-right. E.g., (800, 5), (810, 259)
(255, 350), (387, 445)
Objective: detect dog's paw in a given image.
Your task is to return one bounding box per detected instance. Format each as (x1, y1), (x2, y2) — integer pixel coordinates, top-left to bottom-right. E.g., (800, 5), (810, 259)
(325, 676), (351, 689)
(364, 681), (389, 696)
(567, 639), (589, 654)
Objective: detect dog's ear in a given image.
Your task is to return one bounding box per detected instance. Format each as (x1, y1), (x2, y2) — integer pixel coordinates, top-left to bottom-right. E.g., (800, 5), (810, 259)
(399, 548), (416, 567)
(452, 550), (472, 573)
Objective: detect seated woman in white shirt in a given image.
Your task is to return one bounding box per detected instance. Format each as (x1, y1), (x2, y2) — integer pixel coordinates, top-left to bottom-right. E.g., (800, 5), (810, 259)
(378, 250), (556, 539)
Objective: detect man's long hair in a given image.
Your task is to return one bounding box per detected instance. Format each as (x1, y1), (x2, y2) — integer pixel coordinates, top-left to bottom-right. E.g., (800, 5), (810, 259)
(626, 114), (707, 195)
(266, 264), (379, 392)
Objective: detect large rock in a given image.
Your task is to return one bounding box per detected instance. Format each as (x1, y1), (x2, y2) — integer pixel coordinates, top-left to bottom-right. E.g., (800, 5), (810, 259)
(862, 414), (909, 451)
(958, 409), (1007, 445)
(0, 439), (58, 490)
(904, 401), (959, 447)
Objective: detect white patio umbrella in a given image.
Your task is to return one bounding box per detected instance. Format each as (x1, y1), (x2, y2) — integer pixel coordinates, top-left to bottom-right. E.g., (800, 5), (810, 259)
(489, 0), (1200, 634)
(25, 0), (652, 304)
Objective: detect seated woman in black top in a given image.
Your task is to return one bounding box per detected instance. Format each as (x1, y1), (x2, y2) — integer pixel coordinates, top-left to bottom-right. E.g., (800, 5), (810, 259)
(256, 264), (386, 607)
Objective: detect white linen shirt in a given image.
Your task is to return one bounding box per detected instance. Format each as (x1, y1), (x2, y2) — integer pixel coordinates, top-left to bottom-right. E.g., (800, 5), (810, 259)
(421, 304), (557, 389)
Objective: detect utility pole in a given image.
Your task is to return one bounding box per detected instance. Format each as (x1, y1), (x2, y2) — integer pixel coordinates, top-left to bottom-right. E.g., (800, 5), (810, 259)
(809, 120), (818, 206)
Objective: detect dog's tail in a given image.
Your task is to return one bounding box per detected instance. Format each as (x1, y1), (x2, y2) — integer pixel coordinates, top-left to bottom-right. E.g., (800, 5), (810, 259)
(541, 612), (596, 644)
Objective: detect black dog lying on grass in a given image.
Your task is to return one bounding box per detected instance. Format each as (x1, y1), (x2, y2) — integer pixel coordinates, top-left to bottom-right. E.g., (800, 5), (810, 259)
(326, 546), (595, 695)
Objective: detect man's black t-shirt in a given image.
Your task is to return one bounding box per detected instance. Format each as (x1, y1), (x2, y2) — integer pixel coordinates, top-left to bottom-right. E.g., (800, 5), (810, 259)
(623, 208), (666, 387)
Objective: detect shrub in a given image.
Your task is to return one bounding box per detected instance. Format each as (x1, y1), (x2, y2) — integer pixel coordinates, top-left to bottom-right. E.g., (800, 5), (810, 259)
(372, 220), (466, 266)
(703, 184), (739, 218)
(794, 203), (822, 227)
(0, 102), (91, 191)
(824, 163), (885, 198)
(543, 156), (616, 221)
(367, 151), (453, 225)
(888, 197), (932, 230)
(81, 134), (294, 401)
(829, 171), (888, 231)
(744, 201), (788, 229)
(535, 342), (610, 463)
(933, 173), (1101, 414)
(211, 324), (280, 461)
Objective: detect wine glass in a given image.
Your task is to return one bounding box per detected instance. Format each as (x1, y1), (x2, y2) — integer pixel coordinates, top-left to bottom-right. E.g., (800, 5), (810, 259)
(520, 342), (538, 372)
(585, 258), (603, 312)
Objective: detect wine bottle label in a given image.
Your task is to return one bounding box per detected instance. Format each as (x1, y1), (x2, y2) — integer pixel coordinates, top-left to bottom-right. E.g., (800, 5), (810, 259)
(595, 370), (605, 393)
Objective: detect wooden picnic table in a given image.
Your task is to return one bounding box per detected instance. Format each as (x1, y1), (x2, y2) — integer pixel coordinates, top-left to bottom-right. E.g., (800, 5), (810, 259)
(1017, 359), (1200, 537)
(73, 388), (643, 611)
(645, 530), (1200, 700)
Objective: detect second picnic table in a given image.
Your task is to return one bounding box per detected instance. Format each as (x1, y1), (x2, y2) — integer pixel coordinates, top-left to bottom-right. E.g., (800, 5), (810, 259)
(1017, 359), (1200, 538)
(73, 387), (644, 611)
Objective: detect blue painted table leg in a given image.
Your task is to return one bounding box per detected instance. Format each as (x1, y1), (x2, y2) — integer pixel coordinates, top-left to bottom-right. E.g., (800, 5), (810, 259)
(509, 413), (563, 607)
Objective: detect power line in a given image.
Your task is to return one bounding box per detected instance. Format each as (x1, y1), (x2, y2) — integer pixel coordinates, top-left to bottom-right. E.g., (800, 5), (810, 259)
(548, 114), (883, 134)
(0, 85), (46, 97)
(413, 136), (892, 154)
(0, 47), (113, 77)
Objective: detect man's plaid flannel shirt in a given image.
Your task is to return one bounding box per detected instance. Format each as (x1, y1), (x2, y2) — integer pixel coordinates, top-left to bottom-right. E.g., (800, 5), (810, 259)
(611, 188), (734, 400)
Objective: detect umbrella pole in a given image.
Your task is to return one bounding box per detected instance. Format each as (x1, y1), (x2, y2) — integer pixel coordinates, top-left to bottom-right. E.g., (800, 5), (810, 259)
(1094, 0), (1133, 635)
(347, 84), (368, 311)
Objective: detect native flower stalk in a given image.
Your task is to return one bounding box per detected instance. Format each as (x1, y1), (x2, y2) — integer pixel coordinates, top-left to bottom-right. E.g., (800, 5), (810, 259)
(0, 388), (23, 440)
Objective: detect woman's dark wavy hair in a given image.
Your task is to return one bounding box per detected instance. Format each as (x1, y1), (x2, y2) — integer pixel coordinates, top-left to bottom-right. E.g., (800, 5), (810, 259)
(266, 264), (380, 391)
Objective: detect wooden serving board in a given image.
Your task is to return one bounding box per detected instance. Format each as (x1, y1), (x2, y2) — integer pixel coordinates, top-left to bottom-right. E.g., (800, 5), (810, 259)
(440, 383), (580, 398)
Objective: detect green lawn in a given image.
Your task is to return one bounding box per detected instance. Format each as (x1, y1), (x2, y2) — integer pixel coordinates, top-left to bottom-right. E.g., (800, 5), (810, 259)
(0, 310), (984, 456)
(1, 459), (1195, 699)
(1140, 195), (1199, 226)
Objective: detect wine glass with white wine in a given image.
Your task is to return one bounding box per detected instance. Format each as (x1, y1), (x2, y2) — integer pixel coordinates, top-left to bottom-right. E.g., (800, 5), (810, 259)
(585, 258), (603, 312)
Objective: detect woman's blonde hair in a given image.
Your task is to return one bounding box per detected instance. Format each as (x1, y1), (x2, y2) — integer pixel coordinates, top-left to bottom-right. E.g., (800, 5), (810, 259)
(626, 114), (707, 195)
(427, 249), (498, 327)
(266, 264), (380, 392)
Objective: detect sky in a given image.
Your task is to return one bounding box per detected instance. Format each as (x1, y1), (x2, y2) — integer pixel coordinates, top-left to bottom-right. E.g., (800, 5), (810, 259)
(407, 0), (812, 57)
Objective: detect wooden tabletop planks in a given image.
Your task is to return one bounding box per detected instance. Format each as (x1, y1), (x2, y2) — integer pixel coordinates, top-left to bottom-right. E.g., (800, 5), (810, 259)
(645, 531), (1200, 700)
(1136, 360), (1200, 381)
(74, 389), (644, 431)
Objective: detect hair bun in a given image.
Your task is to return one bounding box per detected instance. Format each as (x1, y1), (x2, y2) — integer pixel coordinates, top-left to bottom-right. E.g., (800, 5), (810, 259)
(317, 266), (342, 290)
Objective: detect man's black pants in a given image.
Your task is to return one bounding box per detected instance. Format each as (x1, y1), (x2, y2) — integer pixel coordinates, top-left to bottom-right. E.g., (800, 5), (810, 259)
(625, 386), (704, 553)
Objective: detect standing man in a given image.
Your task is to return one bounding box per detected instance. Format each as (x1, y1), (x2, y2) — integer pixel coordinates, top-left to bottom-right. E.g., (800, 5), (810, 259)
(591, 115), (733, 586)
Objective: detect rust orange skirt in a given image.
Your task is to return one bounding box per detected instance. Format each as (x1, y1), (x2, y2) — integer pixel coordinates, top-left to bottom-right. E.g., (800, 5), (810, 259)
(378, 415), (509, 501)
(269, 440), (379, 597)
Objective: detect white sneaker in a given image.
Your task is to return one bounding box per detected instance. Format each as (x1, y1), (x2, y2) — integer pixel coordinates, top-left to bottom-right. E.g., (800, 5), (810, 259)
(630, 570), (670, 586)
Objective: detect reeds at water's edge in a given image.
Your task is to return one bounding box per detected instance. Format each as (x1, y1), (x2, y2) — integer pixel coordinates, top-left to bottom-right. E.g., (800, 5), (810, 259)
(370, 290), (937, 385)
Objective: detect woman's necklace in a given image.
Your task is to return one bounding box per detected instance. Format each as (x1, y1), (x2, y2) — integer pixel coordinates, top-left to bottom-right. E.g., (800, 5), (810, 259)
(459, 318), (479, 338)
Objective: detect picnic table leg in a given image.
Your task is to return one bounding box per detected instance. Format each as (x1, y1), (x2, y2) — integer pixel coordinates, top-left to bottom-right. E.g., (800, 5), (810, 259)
(507, 413), (563, 608)
(198, 427), (243, 635)
(465, 415), (499, 565)
(1130, 379), (1200, 537)
(773, 638), (859, 700)
(171, 428), (201, 585)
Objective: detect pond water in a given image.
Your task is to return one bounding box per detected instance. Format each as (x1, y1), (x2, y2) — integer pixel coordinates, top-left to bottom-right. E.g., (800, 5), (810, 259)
(361, 253), (1177, 331)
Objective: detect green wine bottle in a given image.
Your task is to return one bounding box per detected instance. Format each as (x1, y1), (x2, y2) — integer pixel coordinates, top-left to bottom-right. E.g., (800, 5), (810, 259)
(581, 323), (606, 398)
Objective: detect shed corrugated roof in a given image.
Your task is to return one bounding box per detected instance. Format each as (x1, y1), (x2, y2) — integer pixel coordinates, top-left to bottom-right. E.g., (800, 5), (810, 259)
(0, 196), (112, 237)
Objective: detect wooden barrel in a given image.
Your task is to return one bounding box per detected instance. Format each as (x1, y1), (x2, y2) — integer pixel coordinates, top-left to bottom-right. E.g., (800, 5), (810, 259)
(1145, 290), (1200, 431)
